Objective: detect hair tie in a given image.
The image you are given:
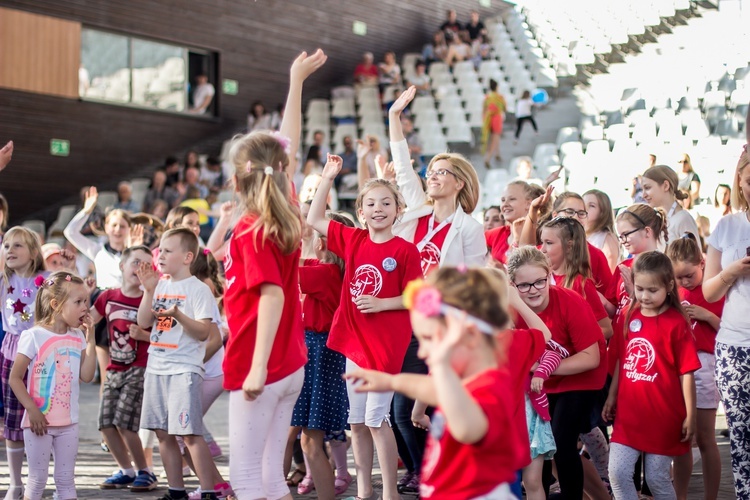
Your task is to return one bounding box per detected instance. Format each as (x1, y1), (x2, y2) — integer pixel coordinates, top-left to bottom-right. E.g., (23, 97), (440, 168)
(245, 161), (252, 174)
(264, 166), (274, 176)
(203, 248), (211, 256)
(34, 275), (46, 288)
(65, 275), (71, 282)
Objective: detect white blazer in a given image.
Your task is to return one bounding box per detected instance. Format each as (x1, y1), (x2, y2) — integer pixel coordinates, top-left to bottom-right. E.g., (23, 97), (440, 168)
(390, 139), (487, 268)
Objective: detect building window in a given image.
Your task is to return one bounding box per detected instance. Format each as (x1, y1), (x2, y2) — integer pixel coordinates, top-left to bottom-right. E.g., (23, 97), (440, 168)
(79, 28), (215, 115)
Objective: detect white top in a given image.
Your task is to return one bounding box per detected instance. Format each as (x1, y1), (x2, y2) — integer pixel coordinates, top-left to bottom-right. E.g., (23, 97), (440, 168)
(516, 98), (533, 118)
(203, 302), (225, 379)
(668, 208), (700, 244)
(147, 276), (216, 375)
(193, 83), (215, 114)
(390, 139), (487, 268)
(17, 326), (86, 427)
(64, 209), (122, 289)
(587, 230), (607, 249)
(707, 212), (750, 347)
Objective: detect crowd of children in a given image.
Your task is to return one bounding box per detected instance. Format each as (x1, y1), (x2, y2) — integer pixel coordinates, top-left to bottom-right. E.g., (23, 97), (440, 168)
(1, 47), (750, 500)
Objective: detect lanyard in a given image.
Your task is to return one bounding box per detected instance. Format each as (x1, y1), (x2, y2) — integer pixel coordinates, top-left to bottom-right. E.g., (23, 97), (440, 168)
(417, 213), (454, 251)
(667, 201), (678, 220)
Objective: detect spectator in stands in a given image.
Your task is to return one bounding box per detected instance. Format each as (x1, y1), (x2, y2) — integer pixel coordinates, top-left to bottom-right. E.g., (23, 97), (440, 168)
(190, 73), (215, 114)
(513, 157), (544, 186)
(482, 79), (506, 168)
(354, 52), (379, 87)
(408, 60), (431, 97)
(306, 130), (329, 167)
(185, 165), (209, 198)
(149, 199), (169, 221)
(200, 156), (225, 190)
(401, 117), (423, 169)
(362, 135), (388, 178)
(714, 184), (732, 217)
(114, 181), (139, 213)
(423, 32), (449, 66)
(483, 206), (504, 231)
(514, 90), (538, 144)
(630, 154), (655, 204)
(164, 155), (182, 187)
(247, 101), (273, 132)
(180, 186), (212, 240)
(440, 9), (462, 34)
(677, 153), (701, 205)
(336, 136), (357, 188)
(465, 10), (486, 41)
(471, 33), (492, 68)
(444, 31), (472, 67)
(0, 140), (12, 173)
(145, 169), (180, 212)
(378, 51), (402, 93)
(185, 150), (201, 171)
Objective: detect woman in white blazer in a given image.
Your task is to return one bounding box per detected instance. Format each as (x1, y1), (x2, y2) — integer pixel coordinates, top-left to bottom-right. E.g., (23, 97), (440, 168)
(386, 86), (487, 494)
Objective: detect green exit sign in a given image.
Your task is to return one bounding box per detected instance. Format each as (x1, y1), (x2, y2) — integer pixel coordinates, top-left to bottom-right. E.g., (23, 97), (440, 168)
(50, 139), (70, 157)
(353, 20), (367, 36)
(222, 79), (239, 95)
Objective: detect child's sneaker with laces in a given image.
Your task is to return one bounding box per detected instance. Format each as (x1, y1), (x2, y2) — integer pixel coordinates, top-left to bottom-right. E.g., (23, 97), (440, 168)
(99, 470), (135, 489)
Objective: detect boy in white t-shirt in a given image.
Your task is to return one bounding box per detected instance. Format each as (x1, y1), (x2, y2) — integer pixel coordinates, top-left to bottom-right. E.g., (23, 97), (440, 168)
(136, 227), (218, 500)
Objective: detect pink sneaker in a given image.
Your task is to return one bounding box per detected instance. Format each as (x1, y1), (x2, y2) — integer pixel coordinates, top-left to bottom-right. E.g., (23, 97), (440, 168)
(297, 476), (315, 495)
(215, 482), (235, 499)
(335, 471), (353, 495)
(207, 440), (223, 458)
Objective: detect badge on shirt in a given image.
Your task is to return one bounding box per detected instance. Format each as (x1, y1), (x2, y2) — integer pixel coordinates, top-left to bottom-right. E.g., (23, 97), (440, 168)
(629, 319), (642, 333)
(382, 257), (397, 272)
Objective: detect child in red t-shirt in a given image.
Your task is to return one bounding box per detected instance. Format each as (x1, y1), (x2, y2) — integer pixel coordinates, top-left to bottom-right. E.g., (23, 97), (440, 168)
(221, 48), (327, 500)
(344, 267), (522, 499)
(308, 154), (422, 500)
(667, 233), (724, 499)
(290, 212), (354, 498)
(603, 252), (700, 499)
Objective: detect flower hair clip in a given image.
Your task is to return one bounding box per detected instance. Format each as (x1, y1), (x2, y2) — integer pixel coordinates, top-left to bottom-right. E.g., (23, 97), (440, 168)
(403, 279), (496, 335)
(34, 275), (46, 288)
(270, 131), (292, 155)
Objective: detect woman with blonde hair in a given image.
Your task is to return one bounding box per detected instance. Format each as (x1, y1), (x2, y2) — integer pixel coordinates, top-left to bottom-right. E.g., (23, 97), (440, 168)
(641, 165), (699, 243)
(583, 189), (620, 271)
(677, 153), (701, 205)
(702, 150), (750, 499)
(382, 85), (487, 492)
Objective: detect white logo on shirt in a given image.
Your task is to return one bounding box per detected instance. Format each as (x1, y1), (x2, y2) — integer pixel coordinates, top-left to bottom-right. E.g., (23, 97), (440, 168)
(623, 337), (658, 382)
(349, 264), (382, 301)
(420, 242), (441, 276)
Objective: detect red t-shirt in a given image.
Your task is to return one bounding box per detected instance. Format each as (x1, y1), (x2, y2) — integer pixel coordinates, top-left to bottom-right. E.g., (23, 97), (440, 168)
(94, 289), (150, 371)
(326, 221), (422, 374)
(485, 226), (511, 264)
(515, 286), (606, 393)
(679, 286), (724, 354)
(354, 63), (379, 81)
(414, 214), (452, 277)
(222, 215), (307, 390)
(610, 307), (701, 456)
(299, 259), (342, 333)
(607, 257), (635, 311)
(420, 368), (518, 499)
(507, 328), (546, 470)
(551, 274), (608, 321)
(588, 242), (613, 295)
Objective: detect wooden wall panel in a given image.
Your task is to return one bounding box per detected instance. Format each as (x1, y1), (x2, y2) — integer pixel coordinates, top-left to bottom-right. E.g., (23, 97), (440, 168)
(0, 0), (507, 222)
(0, 7), (80, 98)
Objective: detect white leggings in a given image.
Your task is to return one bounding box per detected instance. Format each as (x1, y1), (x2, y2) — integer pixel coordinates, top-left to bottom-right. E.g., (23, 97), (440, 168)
(23, 424), (79, 500)
(609, 442), (675, 500)
(229, 368), (304, 500)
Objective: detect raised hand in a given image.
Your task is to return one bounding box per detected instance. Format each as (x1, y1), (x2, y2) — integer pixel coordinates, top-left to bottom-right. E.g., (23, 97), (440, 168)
(356, 139), (371, 159)
(219, 201), (235, 219)
(0, 140), (13, 173)
(322, 153), (343, 180)
(389, 86), (417, 117)
(290, 49), (328, 84)
(528, 184), (554, 222)
(83, 186), (99, 214)
(135, 261), (159, 293)
(128, 224), (145, 247)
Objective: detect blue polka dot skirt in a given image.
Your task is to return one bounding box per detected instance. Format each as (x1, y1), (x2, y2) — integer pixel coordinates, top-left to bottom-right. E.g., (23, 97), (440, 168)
(291, 330), (348, 433)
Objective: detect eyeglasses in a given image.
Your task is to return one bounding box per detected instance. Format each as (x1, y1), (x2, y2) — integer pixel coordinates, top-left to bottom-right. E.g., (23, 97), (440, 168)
(618, 226), (644, 243)
(513, 277), (548, 293)
(426, 169), (458, 179)
(556, 208), (588, 219)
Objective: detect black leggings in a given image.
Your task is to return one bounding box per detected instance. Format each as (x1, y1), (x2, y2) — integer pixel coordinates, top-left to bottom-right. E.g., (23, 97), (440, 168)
(515, 115), (538, 138)
(391, 335), (429, 474)
(543, 390), (598, 499)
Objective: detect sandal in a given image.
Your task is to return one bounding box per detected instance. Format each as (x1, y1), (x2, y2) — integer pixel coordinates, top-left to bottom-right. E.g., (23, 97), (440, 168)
(335, 471), (353, 495)
(285, 468), (305, 487)
(297, 476), (315, 495)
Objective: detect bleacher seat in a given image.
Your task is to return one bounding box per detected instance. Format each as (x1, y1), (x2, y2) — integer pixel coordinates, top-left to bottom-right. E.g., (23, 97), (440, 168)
(556, 127), (579, 148)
